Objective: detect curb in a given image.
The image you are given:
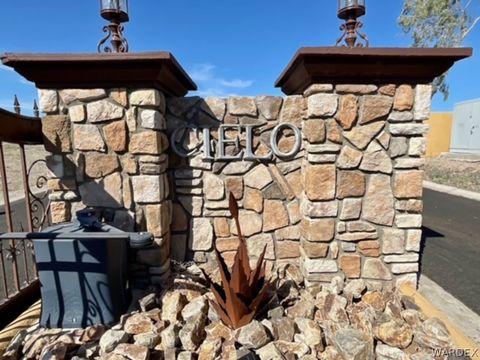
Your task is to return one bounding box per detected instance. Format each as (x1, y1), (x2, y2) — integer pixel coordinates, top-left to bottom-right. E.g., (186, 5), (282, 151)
(423, 181), (480, 202)
(399, 283), (480, 359)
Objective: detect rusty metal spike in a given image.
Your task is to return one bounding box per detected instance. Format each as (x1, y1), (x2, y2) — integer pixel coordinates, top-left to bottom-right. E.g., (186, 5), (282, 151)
(215, 247), (231, 286)
(230, 248), (249, 295)
(237, 311), (257, 329)
(33, 99), (39, 117)
(13, 95), (21, 114)
(207, 192), (274, 329)
(210, 300), (234, 328)
(249, 245), (268, 287)
(210, 282), (228, 309)
(228, 192), (239, 219)
(249, 282), (272, 313)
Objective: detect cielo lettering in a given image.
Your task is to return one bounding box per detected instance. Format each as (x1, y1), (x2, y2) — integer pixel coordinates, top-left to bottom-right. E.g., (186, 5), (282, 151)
(171, 123), (302, 161)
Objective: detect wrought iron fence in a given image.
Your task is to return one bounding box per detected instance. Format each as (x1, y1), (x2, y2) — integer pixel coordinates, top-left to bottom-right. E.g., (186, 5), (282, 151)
(0, 96), (48, 324)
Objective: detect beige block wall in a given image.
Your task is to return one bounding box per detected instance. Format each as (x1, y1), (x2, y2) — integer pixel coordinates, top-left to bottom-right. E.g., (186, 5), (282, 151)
(425, 112), (453, 158)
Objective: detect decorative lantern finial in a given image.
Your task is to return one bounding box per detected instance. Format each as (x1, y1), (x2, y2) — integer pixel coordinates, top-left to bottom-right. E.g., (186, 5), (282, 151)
(336, 0), (369, 48)
(98, 0), (129, 53)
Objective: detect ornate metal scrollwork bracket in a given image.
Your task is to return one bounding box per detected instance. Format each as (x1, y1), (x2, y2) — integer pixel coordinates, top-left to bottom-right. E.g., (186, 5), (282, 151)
(27, 159), (50, 231)
(336, 19), (369, 48)
(97, 22), (129, 53)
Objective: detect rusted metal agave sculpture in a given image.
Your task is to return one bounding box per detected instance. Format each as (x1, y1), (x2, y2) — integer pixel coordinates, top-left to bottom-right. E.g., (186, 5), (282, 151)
(204, 192), (273, 329)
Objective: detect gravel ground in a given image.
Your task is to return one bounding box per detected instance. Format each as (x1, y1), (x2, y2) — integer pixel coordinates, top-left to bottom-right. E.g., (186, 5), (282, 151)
(0, 143), (48, 205)
(425, 157), (480, 193)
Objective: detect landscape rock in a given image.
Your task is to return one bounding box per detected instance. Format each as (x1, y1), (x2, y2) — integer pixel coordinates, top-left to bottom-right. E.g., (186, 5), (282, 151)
(113, 343), (149, 360)
(343, 279), (366, 300)
(124, 314), (155, 335)
(181, 296), (208, 321)
(162, 292), (188, 324)
(373, 318), (413, 349)
(179, 314), (207, 351)
(198, 338), (222, 360)
(256, 342), (286, 360)
(99, 330), (129, 354)
(271, 317), (295, 342)
(295, 318), (322, 348)
(133, 332), (160, 349)
(287, 300), (315, 320)
(375, 344), (409, 360)
(160, 324), (180, 349)
(332, 327), (373, 360)
(414, 318), (451, 349)
(237, 320), (270, 349)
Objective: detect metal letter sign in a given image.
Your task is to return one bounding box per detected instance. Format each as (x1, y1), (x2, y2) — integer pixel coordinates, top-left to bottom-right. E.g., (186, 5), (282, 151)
(171, 124), (302, 162)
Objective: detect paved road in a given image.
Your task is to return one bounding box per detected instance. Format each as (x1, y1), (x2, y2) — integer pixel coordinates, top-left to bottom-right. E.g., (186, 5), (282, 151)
(422, 188), (480, 315)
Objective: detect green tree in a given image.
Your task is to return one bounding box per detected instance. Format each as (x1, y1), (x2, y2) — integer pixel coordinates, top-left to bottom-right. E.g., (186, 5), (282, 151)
(398, 0), (479, 99)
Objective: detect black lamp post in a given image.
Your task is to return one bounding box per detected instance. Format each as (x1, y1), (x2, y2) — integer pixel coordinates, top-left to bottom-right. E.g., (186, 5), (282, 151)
(98, 0), (129, 53)
(336, 0), (369, 48)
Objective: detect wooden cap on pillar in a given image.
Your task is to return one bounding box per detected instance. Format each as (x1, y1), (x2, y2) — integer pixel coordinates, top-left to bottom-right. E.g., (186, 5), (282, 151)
(1, 52), (197, 97)
(275, 47), (472, 95)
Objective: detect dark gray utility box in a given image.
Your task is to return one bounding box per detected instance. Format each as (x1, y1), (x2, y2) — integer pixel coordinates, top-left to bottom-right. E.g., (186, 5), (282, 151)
(32, 209), (153, 328)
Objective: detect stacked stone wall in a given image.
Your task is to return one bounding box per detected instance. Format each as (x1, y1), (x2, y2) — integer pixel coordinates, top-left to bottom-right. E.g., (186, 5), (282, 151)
(40, 88), (171, 288)
(39, 82), (432, 289)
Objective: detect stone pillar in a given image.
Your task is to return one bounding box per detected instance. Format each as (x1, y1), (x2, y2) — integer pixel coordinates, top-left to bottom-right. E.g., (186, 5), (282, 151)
(276, 47), (471, 290)
(3, 52), (197, 288)
(40, 88), (172, 287)
(298, 83), (430, 290)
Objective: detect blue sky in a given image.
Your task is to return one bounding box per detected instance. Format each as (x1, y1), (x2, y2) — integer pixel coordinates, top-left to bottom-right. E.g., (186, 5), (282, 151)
(0, 0), (478, 115)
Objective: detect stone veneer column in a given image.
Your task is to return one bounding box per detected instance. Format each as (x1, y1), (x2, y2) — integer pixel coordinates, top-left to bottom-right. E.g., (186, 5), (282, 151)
(299, 83), (431, 290)
(40, 88), (172, 287)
